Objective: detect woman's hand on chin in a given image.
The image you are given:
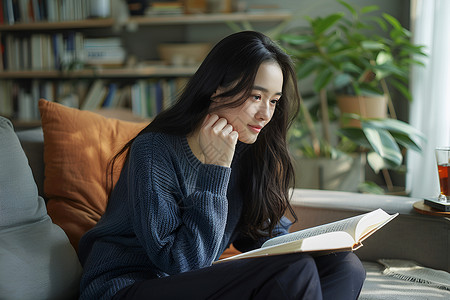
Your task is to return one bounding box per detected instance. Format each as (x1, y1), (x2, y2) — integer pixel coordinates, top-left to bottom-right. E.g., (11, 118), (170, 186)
(199, 114), (238, 167)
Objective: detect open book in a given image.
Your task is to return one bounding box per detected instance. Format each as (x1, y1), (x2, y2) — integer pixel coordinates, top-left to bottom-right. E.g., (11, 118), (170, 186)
(216, 208), (398, 263)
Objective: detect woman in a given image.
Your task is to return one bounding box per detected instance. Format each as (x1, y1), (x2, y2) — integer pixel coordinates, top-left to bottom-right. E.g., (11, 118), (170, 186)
(78, 31), (366, 299)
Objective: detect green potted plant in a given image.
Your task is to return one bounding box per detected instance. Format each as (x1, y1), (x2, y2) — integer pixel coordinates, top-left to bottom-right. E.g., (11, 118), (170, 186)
(280, 0), (427, 193)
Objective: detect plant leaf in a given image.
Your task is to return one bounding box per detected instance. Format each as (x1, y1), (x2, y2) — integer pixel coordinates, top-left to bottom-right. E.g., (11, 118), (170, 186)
(371, 16), (387, 31)
(334, 73), (353, 89)
(296, 59), (321, 79)
(362, 118), (426, 141)
(362, 126), (402, 166)
(361, 5), (379, 15)
(373, 63), (406, 80)
(338, 0), (357, 16)
(314, 13), (344, 35)
(358, 85), (384, 96)
(383, 13), (402, 31)
(389, 78), (413, 101)
(361, 40), (385, 50)
(367, 151), (398, 173)
(340, 62), (361, 73)
(337, 127), (372, 149)
(376, 51), (392, 65)
(280, 34), (313, 45)
(390, 132), (423, 153)
(359, 181), (385, 194)
(313, 68), (334, 92)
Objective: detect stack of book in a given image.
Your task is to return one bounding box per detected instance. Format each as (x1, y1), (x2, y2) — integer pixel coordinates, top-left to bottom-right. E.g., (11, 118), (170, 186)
(83, 37), (126, 67)
(145, 2), (184, 16)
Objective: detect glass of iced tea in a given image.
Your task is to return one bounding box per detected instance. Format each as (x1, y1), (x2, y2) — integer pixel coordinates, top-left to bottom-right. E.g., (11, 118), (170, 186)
(435, 147), (450, 202)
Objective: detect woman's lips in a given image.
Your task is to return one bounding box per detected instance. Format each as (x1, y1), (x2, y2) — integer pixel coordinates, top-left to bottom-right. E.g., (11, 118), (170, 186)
(248, 125), (262, 133)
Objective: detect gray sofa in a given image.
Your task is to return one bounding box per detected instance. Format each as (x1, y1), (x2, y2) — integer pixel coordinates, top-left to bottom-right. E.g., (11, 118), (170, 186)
(7, 123), (450, 299)
(0, 119), (82, 300)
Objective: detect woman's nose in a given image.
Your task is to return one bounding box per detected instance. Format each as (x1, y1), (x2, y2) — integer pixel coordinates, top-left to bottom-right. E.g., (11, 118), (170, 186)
(256, 101), (271, 121)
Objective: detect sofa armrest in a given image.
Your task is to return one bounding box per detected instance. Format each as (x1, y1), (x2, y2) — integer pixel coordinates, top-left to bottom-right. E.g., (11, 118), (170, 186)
(289, 189), (450, 272)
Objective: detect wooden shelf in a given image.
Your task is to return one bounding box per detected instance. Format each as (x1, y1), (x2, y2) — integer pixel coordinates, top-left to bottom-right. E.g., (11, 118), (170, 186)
(0, 11), (292, 31)
(0, 66), (198, 79)
(129, 11), (292, 26)
(0, 18), (115, 31)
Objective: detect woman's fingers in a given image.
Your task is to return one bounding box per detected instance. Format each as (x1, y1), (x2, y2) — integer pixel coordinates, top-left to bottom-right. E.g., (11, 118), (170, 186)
(199, 114), (238, 167)
(221, 124), (234, 136)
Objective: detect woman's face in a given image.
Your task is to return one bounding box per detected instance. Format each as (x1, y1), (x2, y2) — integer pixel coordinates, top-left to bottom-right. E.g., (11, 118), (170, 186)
(212, 61), (283, 144)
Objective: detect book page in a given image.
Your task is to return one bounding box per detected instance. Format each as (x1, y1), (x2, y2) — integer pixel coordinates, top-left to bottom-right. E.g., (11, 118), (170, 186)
(355, 209), (398, 241)
(215, 231), (355, 263)
(263, 208), (396, 249)
(262, 213), (367, 248)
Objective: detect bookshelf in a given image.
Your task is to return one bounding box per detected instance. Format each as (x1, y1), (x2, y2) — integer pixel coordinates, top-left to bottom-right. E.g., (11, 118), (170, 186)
(0, 8), (292, 127)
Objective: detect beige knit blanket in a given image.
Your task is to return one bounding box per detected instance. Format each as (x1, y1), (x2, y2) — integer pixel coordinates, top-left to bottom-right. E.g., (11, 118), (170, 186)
(378, 259), (450, 291)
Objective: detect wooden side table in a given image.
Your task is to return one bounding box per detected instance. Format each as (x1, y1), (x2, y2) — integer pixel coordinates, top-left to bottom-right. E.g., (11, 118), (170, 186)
(413, 200), (450, 220)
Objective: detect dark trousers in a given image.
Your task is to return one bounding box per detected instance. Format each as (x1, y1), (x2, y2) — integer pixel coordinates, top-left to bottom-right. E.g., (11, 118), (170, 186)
(113, 251), (366, 300)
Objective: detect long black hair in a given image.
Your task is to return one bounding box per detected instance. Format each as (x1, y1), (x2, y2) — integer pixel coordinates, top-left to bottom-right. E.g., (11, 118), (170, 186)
(109, 31), (300, 239)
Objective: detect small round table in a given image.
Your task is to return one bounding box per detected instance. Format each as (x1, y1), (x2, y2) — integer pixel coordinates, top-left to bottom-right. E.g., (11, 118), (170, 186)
(413, 200), (450, 217)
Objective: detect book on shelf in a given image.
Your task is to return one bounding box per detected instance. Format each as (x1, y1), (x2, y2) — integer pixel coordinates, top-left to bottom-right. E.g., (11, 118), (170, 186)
(1, 32), (83, 71)
(1, 0), (89, 24)
(101, 83), (118, 108)
(145, 2), (184, 16)
(215, 208), (398, 263)
(80, 79), (108, 111)
(84, 37), (126, 67)
(130, 78), (186, 119)
(3, 0), (14, 25)
(108, 87), (125, 108)
(58, 93), (79, 109)
(0, 33), (3, 71)
(17, 88), (40, 121)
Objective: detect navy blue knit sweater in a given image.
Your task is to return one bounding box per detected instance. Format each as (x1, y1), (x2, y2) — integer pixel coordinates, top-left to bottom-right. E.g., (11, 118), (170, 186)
(78, 132), (290, 299)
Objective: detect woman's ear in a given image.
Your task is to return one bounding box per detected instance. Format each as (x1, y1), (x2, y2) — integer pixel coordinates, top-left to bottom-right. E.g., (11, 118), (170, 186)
(211, 88), (221, 99)
(209, 96), (219, 110)
(209, 88), (222, 108)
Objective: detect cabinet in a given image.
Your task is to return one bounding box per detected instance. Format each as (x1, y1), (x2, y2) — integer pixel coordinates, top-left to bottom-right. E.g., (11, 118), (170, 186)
(0, 4), (292, 128)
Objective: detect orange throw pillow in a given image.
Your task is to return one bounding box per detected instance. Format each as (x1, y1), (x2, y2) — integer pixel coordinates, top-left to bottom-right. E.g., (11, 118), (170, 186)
(39, 99), (148, 251)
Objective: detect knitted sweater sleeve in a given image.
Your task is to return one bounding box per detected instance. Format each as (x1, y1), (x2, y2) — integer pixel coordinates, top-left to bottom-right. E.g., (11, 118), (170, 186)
(128, 135), (231, 276)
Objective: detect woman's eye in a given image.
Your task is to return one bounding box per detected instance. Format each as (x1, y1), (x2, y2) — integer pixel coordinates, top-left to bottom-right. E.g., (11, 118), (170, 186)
(252, 95), (262, 101)
(270, 99), (279, 105)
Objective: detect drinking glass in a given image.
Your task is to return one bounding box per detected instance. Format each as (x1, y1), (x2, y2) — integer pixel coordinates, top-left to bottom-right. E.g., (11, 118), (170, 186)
(435, 147), (450, 202)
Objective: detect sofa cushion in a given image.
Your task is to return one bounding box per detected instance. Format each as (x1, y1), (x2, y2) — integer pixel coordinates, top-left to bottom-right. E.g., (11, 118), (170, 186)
(0, 118), (46, 227)
(0, 116), (82, 300)
(38, 99), (147, 251)
(16, 127), (45, 198)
